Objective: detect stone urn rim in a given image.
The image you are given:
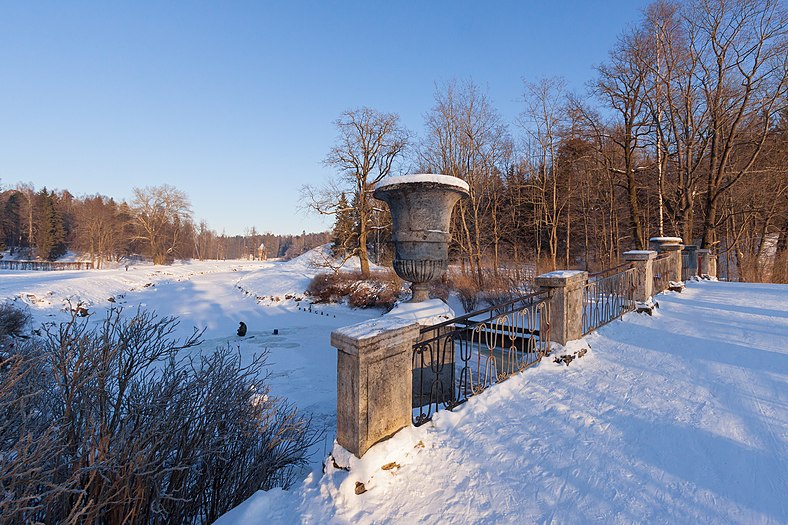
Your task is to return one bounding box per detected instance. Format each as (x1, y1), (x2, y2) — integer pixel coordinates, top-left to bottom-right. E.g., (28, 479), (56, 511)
(373, 173), (468, 302)
(649, 236), (684, 245)
(375, 173), (470, 194)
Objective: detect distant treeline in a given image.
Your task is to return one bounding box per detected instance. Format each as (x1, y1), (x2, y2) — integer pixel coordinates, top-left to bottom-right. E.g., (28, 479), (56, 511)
(0, 184), (329, 266)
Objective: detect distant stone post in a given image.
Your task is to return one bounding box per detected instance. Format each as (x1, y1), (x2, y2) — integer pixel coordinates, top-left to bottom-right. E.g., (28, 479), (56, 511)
(623, 250), (658, 313)
(698, 249), (717, 278)
(535, 270), (588, 345)
(683, 244), (698, 279)
(650, 237), (684, 288)
(331, 317), (420, 457)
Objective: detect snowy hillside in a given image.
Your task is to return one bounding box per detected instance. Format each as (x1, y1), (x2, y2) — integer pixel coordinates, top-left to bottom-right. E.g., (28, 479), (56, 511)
(217, 281), (788, 525)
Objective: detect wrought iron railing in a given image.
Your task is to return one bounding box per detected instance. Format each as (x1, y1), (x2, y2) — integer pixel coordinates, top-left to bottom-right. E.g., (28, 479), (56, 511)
(652, 254), (675, 294)
(582, 263), (636, 335)
(0, 260), (94, 271)
(412, 290), (550, 426)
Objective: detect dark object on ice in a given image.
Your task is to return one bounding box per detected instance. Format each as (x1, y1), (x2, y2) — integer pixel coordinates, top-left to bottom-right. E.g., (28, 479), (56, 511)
(273, 329), (279, 335)
(354, 481), (367, 495)
(237, 322), (247, 337)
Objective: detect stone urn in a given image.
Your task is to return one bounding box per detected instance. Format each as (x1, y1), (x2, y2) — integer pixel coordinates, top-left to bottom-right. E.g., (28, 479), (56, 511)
(374, 174), (469, 302)
(649, 236), (683, 252)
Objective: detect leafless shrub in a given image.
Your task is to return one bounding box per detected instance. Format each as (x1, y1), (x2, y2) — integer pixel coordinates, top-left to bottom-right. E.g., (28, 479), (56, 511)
(0, 302), (31, 339)
(450, 272), (479, 313)
(772, 250), (788, 284)
(0, 306), (321, 524)
(428, 278), (450, 302)
(307, 270), (404, 309)
(479, 275), (519, 309)
(0, 340), (63, 524)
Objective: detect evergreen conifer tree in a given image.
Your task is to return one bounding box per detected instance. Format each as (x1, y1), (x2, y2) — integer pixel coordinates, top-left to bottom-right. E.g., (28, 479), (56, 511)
(331, 193), (357, 258)
(34, 189), (66, 260)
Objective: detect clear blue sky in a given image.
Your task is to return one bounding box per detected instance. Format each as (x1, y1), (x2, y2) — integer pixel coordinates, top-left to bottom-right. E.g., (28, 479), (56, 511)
(0, 1), (650, 235)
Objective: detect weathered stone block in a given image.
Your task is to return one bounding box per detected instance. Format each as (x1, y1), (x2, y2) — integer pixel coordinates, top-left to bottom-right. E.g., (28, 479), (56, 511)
(623, 250), (657, 304)
(536, 270), (587, 345)
(332, 317), (421, 457)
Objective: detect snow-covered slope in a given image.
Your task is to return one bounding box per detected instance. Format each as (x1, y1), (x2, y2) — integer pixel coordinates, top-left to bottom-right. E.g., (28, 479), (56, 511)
(217, 281), (788, 525)
(0, 249), (382, 464)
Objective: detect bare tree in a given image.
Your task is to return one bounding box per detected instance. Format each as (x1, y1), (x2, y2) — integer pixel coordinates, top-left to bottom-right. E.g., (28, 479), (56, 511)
(689, 0), (788, 249)
(594, 28), (653, 249)
(131, 185), (193, 265)
(304, 107), (408, 277)
(420, 80), (512, 282)
(642, 1), (709, 242)
(520, 77), (571, 270)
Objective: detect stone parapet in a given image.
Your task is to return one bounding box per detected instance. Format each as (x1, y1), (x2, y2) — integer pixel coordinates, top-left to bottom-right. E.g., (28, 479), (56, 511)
(535, 270), (588, 345)
(683, 245), (699, 279)
(623, 250), (657, 304)
(650, 237), (684, 284)
(698, 249), (717, 278)
(331, 317), (421, 457)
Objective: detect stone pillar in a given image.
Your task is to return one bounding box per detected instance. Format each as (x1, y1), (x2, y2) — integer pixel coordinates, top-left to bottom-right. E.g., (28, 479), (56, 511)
(698, 249), (717, 278)
(535, 270), (588, 345)
(683, 244), (698, 279)
(660, 244), (683, 284)
(331, 317), (421, 457)
(623, 250), (657, 304)
(650, 237), (684, 286)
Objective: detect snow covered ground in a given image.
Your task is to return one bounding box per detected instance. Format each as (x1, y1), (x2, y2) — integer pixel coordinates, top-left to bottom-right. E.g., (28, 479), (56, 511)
(0, 249), (381, 461)
(217, 281), (788, 525)
(2, 256), (786, 524)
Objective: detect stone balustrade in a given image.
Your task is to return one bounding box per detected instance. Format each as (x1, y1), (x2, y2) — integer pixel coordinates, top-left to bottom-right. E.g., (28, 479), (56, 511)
(331, 240), (715, 457)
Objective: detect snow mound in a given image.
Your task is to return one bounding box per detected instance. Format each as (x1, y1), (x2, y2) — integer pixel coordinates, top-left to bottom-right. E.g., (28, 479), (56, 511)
(236, 245), (384, 304)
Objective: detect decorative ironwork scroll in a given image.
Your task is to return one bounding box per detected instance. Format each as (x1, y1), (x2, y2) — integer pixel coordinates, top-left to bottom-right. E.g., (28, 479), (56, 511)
(582, 264), (637, 335)
(412, 291), (550, 426)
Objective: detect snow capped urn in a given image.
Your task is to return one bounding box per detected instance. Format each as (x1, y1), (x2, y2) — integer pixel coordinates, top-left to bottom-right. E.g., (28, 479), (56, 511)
(374, 174), (469, 302)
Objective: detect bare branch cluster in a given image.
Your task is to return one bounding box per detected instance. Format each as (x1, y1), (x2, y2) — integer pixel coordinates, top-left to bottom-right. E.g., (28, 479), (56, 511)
(0, 305), (320, 524)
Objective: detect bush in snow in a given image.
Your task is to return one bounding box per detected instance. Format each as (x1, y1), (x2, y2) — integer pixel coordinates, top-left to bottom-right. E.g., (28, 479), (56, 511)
(0, 305), (320, 524)
(449, 268), (534, 313)
(0, 301), (31, 340)
(307, 269), (404, 309)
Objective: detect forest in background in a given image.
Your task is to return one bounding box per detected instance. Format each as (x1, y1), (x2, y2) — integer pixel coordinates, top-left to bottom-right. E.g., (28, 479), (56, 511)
(2, 0), (786, 284)
(0, 183), (330, 267)
(314, 0), (787, 284)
